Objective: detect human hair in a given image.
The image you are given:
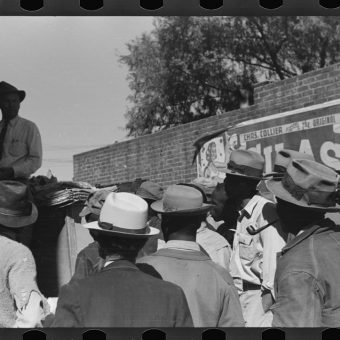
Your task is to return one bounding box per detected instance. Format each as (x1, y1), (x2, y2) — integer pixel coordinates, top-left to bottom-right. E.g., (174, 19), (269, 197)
(224, 174), (259, 199)
(276, 198), (326, 235)
(161, 213), (206, 240)
(94, 233), (147, 261)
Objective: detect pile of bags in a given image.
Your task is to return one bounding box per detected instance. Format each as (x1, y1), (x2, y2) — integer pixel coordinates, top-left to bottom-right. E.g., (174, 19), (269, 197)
(29, 175), (95, 208)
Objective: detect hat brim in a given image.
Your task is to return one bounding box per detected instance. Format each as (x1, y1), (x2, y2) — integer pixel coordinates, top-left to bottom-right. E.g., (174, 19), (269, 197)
(267, 180), (340, 212)
(222, 169), (263, 180)
(0, 202), (38, 228)
(83, 221), (160, 238)
(136, 193), (158, 202)
(1, 90), (26, 102)
(151, 200), (213, 215)
(18, 91), (25, 102)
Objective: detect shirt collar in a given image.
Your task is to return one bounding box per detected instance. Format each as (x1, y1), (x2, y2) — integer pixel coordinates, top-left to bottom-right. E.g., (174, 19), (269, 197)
(281, 218), (336, 255)
(163, 240), (201, 252)
(0, 115), (19, 127)
(102, 259), (139, 272)
(239, 195), (261, 221)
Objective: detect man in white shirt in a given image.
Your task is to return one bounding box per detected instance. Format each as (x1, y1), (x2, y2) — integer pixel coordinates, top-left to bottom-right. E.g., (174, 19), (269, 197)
(0, 82), (42, 180)
(224, 149), (286, 327)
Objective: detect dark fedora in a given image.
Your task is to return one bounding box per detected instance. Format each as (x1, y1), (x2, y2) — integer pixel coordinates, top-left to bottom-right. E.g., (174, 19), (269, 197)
(0, 81), (26, 102)
(0, 181), (38, 228)
(136, 181), (164, 202)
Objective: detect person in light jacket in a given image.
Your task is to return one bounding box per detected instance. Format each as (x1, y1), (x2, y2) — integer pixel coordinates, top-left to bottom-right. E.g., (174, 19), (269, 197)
(138, 184), (244, 327)
(267, 159), (340, 327)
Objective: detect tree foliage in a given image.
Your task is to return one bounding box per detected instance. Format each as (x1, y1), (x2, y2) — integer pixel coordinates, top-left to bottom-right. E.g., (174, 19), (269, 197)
(120, 17), (340, 137)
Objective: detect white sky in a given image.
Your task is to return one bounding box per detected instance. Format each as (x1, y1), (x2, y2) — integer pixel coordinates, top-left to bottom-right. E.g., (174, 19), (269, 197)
(0, 17), (154, 180)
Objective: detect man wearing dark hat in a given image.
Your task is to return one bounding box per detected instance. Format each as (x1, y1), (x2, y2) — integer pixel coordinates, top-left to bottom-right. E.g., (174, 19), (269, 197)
(0, 82), (42, 180)
(138, 184), (244, 327)
(52, 192), (193, 327)
(0, 181), (49, 327)
(224, 149), (286, 327)
(267, 159), (340, 327)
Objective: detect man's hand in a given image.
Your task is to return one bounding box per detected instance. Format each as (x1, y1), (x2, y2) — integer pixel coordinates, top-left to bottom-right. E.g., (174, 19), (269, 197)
(261, 290), (274, 313)
(0, 167), (14, 180)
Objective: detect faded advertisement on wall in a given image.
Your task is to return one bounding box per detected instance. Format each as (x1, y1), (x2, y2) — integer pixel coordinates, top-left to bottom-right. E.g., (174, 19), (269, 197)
(197, 100), (340, 179)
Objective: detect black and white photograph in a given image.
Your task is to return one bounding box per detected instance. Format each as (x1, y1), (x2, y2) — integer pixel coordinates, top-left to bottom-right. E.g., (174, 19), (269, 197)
(0, 16), (339, 329)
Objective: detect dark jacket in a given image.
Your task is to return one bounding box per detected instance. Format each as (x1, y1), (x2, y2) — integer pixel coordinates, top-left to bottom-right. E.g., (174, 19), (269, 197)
(72, 241), (101, 281)
(52, 260), (193, 327)
(272, 218), (340, 327)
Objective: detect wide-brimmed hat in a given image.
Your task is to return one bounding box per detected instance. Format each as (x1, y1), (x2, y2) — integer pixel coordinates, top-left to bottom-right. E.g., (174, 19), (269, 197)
(151, 184), (213, 215)
(267, 159), (340, 212)
(136, 181), (164, 201)
(222, 149), (265, 180)
(264, 149), (315, 180)
(0, 181), (38, 228)
(84, 192), (160, 238)
(79, 189), (112, 217)
(0, 81), (26, 102)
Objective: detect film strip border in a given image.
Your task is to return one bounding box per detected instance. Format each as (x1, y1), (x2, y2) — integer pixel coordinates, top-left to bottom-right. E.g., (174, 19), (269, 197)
(0, 0), (339, 15)
(0, 328), (340, 339)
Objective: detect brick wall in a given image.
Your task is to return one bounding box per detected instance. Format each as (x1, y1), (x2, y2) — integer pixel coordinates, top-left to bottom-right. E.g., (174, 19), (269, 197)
(73, 63), (340, 187)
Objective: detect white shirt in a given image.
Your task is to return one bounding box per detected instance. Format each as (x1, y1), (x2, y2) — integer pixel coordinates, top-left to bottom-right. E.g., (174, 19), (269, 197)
(0, 116), (42, 178)
(197, 222), (232, 271)
(163, 240), (201, 252)
(206, 214), (225, 230)
(230, 195), (286, 295)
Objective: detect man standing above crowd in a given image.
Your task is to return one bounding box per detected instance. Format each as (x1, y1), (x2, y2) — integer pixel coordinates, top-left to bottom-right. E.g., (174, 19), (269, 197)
(0, 81), (42, 181)
(267, 159), (340, 327)
(138, 184), (244, 327)
(225, 149), (286, 327)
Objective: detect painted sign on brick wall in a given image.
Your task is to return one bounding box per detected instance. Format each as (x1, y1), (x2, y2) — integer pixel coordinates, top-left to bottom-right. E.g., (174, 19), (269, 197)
(196, 99), (340, 179)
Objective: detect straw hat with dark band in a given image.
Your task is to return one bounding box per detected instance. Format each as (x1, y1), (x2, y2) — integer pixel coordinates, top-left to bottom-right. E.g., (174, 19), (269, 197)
(264, 149), (315, 180)
(151, 184), (213, 215)
(221, 149), (265, 180)
(267, 159), (340, 212)
(84, 192), (159, 238)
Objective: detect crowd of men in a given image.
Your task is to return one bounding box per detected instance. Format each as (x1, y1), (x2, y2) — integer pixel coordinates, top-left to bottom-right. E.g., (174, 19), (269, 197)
(0, 81), (339, 328)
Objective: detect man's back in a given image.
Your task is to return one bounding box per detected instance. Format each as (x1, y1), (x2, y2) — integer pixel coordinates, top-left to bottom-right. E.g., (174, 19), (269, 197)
(138, 243), (244, 327)
(273, 219), (340, 327)
(53, 259), (193, 327)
